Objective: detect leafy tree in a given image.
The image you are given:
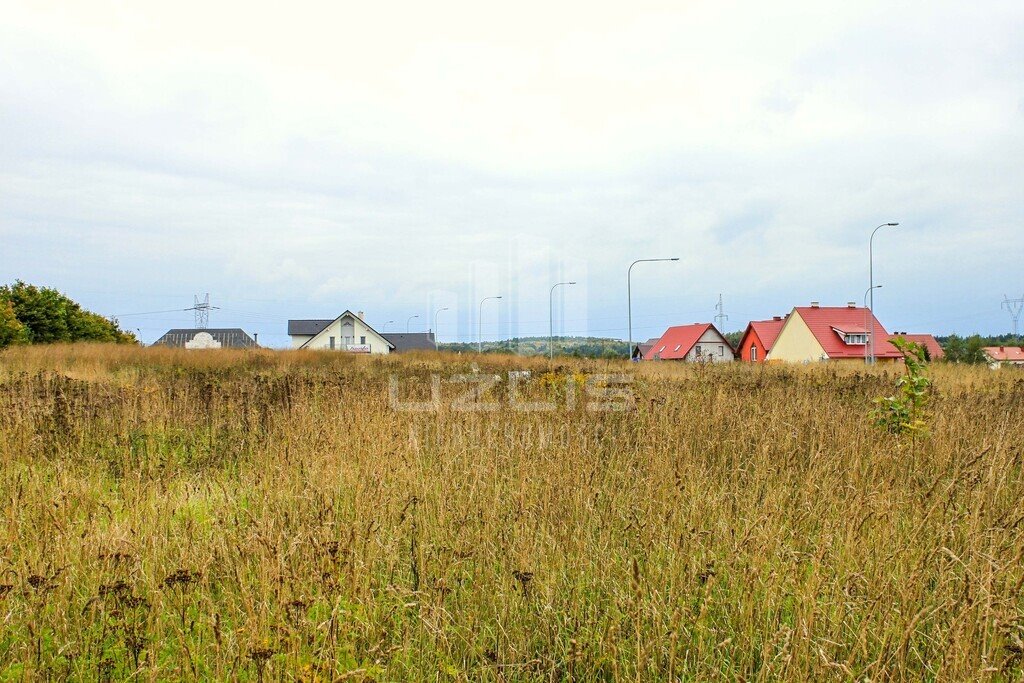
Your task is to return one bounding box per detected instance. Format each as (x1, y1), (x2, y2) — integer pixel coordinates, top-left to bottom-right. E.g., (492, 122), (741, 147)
(0, 281), (137, 347)
(0, 300), (29, 347)
(2, 281), (70, 343)
(942, 334), (966, 363)
(963, 335), (988, 365)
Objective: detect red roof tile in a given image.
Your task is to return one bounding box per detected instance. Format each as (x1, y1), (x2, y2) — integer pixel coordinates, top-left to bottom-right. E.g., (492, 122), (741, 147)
(748, 318), (785, 352)
(793, 306), (902, 359)
(832, 324), (868, 334)
(982, 346), (1024, 362)
(647, 323), (730, 360)
(892, 334), (945, 360)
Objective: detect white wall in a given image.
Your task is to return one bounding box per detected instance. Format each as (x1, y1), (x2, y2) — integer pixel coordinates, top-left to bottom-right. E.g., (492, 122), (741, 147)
(684, 328), (733, 363)
(296, 314), (391, 354)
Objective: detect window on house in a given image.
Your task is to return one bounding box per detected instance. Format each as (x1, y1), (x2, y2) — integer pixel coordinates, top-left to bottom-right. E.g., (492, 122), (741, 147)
(329, 336), (335, 350)
(844, 333), (868, 345)
(719, 345), (724, 356)
(360, 336), (366, 344)
(695, 345), (702, 356)
(750, 345), (757, 361)
(674, 344), (681, 352)
(658, 346), (665, 353)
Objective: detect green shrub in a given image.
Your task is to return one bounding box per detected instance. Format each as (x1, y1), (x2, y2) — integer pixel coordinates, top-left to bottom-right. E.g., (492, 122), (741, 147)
(872, 337), (931, 436)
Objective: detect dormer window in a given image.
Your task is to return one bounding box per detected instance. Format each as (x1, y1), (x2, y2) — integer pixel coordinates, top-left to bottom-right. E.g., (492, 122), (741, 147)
(832, 326), (867, 345)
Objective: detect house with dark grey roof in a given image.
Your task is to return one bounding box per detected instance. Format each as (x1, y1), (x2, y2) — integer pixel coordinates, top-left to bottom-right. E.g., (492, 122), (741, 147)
(631, 337), (660, 360)
(287, 311), (394, 354)
(382, 332), (436, 352)
(152, 328), (257, 349)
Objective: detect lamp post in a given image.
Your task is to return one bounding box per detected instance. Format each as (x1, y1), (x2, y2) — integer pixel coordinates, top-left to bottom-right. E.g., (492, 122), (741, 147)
(864, 285), (882, 364)
(549, 281), (576, 359)
(869, 222), (898, 364)
(628, 258), (679, 360)
(478, 296), (502, 352)
(406, 315), (419, 333)
(432, 307), (448, 350)
(382, 320), (394, 331)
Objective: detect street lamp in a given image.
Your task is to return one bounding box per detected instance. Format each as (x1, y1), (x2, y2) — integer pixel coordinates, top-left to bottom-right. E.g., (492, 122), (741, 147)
(432, 307), (449, 350)
(549, 281), (576, 359)
(382, 320), (394, 331)
(864, 285), (882, 364)
(628, 258), (679, 360)
(869, 222), (899, 364)
(478, 296), (502, 352)
(406, 315), (419, 333)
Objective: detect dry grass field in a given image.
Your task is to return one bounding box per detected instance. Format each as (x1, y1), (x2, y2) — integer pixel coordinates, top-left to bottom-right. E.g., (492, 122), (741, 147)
(0, 344), (1022, 681)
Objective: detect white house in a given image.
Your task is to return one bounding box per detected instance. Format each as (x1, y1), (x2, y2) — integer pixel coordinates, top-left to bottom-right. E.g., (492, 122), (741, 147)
(287, 311), (394, 354)
(982, 346), (1024, 368)
(645, 323), (735, 362)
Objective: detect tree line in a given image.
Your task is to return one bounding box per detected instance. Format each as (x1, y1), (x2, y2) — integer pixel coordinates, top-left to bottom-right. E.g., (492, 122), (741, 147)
(0, 281), (137, 348)
(936, 334), (1022, 364)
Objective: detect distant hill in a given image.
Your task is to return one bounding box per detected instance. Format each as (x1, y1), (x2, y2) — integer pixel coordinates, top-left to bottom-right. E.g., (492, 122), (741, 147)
(440, 336), (628, 358)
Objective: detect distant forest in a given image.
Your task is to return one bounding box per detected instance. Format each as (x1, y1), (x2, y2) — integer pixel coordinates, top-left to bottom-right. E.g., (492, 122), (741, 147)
(935, 334), (1022, 364)
(443, 333), (1023, 362)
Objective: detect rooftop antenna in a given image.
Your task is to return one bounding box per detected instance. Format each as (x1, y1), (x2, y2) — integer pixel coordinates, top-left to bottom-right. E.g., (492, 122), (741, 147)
(186, 294), (218, 329)
(1003, 294), (1024, 338)
(714, 293), (729, 332)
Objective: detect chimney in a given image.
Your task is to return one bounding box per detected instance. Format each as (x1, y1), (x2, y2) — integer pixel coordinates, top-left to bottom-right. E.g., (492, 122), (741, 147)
(773, 316), (782, 321)
(810, 301), (819, 308)
(357, 311), (364, 320)
(847, 302), (856, 308)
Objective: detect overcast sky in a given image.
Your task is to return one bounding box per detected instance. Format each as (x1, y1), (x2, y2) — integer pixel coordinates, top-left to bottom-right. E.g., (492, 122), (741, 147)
(2, 1), (1022, 346)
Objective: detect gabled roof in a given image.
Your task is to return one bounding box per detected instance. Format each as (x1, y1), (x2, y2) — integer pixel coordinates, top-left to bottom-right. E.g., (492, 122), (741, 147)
(982, 346), (1024, 362)
(742, 318), (785, 352)
(383, 332), (436, 352)
(647, 323), (730, 360)
(288, 319), (333, 336)
(297, 311), (394, 350)
(793, 306), (901, 359)
(153, 328), (257, 348)
(634, 338), (659, 359)
(891, 333), (945, 360)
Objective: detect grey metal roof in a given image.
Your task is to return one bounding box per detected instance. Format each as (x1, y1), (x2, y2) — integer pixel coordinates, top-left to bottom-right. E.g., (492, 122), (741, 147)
(287, 319), (333, 336)
(152, 328), (257, 348)
(382, 332), (436, 352)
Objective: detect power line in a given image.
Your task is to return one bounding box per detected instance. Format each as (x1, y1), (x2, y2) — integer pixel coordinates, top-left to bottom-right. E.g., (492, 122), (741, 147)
(112, 307), (194, 317)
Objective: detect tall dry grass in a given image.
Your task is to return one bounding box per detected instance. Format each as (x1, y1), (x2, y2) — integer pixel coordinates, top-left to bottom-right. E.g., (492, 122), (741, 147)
(0, 344), (1021, 680)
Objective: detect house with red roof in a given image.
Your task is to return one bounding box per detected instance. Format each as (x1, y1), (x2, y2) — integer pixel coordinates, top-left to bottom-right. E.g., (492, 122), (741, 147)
(982, 346), (1024, 368)
(737, 316), (786, 363)
(767, 302), (903, 364)
(890, 333), (944, 361)
(645, 323), (734, 362)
